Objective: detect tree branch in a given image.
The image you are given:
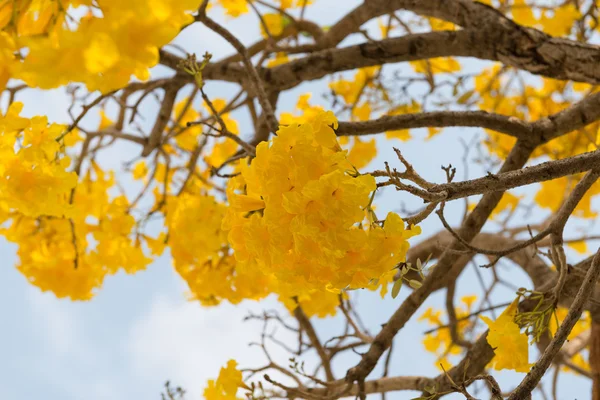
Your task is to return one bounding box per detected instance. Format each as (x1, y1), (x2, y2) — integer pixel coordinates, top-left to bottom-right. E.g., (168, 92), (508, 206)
(336, 110), (533, 139)
(509, 249), (600, 400)
(345, 140), (535, 384)
(427, 150), (600, 202)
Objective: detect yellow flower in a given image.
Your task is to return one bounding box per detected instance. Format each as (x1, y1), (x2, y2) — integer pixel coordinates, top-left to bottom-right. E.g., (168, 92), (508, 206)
(132, 161), (148, 180)
(98, 110), (113, 130)
(347, 138), (377, 169)
(549, 308), (589, 339)
(480, 191), (522, 219)
(384, 101), (421, 140)
(280, 289), (343, 318)
(411, 58), (461, 75)
(0, 32), (16, 91)
(536, 176), (600, 219)
(267, 52), (290, 67)
(217, 359), (243, 396)
(12, 0), (201, 92)
(329, 67), (379, 105)
(260, 13), (285, 38)
(62, 129), (83, 147)
(171, 98), (202, 151)
(204, 359), (244, 400)
(230, 194), (265, 213)
(540, 5), (580, 36)
(419, 302), (474, 367)
(84, 32), (120, 74)
(217, 0), (248, 17)
(567, 241), (589, 254)
(145, 233), (167, 256)
(279, 0), (293, 9)
(481, 298), (531, 372)
(352, 102), (371, 121)
(512, 0), (536, 27)
(461, 295), (477, 310)
(428, 17), (455, 31)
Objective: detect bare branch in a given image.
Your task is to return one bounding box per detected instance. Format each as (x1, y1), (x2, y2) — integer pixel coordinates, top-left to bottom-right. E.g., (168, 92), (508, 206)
(337, 110), (533, 139)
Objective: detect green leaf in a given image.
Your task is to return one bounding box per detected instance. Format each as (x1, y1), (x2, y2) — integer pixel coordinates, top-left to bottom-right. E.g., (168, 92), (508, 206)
(409, 279), (422, 289)
(416, 258), (422, 270)
(391, 279), (402, 298)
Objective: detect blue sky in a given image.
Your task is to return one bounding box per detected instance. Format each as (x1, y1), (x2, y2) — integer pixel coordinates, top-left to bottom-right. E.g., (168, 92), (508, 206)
(0, 1), (593, 399)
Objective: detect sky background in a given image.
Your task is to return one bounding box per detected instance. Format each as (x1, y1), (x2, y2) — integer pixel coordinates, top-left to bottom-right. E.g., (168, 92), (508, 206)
(0, 1), (593, 399)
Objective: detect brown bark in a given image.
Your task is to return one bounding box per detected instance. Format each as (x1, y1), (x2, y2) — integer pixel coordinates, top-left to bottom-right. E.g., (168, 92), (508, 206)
(590, 322), (600, 400)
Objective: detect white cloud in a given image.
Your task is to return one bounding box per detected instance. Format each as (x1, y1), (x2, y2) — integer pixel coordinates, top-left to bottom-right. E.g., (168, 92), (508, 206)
(27, 291), (80, 357)
(22, 289), (126, 400)
(126, 294), (296, 398)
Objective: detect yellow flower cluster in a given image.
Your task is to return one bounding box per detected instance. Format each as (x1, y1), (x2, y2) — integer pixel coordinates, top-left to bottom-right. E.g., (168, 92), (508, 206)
(475, 64), (600, 219)
(161, 186), (344, 318)
(223, 110), (420, 300)
(166, 193), (272, 306)
(204, 359), (245, 400)
(0, 102), (77, 218)
(477, 69), (593, 160)
(419, 295), (477, 370)
(0, 102), (154, 299)
(550, 307), (591, 374)
(1, 0), (202, 92)
(9, 169), (152, 300)
(1, 97), (417, 318)
(535, 175), (600, 218)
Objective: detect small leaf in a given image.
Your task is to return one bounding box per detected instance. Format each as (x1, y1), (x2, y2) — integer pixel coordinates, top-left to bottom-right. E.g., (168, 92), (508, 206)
(409, 279), (422, 289)
(391, 279), (403, 298)
(416, 258), (422, 270)
(424, 385), (436, 394)
(457, 90), (474, 104)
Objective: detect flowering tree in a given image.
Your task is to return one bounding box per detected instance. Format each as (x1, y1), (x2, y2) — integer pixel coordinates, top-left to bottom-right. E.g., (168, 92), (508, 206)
(4, 0), (600, 398)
